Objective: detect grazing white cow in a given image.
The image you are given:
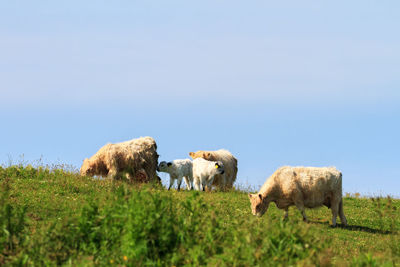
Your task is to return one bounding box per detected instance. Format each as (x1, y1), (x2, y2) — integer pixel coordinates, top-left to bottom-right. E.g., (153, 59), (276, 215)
(248, 166), (347, 227)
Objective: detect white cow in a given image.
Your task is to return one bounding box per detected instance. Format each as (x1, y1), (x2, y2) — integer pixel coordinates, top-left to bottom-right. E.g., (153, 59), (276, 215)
(189, 149), (238, 190)
(157, 159), (193, 190)
(192, 158), (224, 191)
(249, 166), (347, 227)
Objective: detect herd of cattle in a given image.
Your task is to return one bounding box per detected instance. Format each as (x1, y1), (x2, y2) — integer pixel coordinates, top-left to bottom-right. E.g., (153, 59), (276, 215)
(80, 136), (347, 227)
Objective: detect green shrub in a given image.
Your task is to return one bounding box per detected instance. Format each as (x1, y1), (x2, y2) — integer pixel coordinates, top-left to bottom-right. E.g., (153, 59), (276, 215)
(10, 184), (327, 266)
(0, 179), (28, 265)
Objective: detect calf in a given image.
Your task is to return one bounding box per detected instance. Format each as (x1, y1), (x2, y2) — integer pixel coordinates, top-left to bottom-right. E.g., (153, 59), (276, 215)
(192, 158), (224, 191)
(157, 159), (193, 190)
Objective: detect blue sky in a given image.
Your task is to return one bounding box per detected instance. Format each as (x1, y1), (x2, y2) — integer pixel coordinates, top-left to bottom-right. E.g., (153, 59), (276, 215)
(1, 1), (399, 196)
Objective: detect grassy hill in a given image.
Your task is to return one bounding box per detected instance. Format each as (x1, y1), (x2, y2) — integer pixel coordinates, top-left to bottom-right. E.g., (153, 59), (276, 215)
(1, 165), (399, 266)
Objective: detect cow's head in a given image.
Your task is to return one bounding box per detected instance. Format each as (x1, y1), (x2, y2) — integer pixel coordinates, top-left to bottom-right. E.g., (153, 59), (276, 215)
(157, 161), (172, 172)
(80, 158), (95, 176)
(248, 193), (269, 216)
(214, 161), (225, 175)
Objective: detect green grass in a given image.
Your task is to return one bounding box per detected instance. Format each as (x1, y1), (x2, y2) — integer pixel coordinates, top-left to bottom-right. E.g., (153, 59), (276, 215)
(1, 165), (399, 266)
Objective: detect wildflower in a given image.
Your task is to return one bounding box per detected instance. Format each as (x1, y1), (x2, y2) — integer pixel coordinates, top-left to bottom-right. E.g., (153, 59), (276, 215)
(123, 256), (128, 261)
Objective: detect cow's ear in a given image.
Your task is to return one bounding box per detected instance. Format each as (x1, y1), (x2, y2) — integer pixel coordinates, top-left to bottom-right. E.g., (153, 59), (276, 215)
(167, 162), (172, 167)
(189, 152), (194, 157)
(248, 193), (252, 199)
(206, 152), (211, 158)
(258, 194), (263, 200)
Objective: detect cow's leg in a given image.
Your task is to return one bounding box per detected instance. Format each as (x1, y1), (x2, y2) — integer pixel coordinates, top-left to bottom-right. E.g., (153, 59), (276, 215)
(168, 176), (175, 190)
(201, 176), (208, 192)
(339, 199), (347, 226)
(221, 174), (227, 191)
(299, 208), (308, 222)
(107, 158), (119, 180)
(294, 196), (308, 222)
(183, 176), (191, 190)
(193, 176), (201, 191)
(207, 176), (215, 191)
(107, 167), (118, 180)
(126, 172), (134, 182)
(176, 176), (183, 191)
(330, 196), (340, 227)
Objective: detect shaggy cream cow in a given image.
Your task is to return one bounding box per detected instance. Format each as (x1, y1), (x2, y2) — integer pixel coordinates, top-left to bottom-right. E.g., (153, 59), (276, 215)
(157, 159), (193, 191)
(192, 158), (224, 191)
(248, 166), (347, 227)
(80, 136), (159, 183)
(189, 149), (237, 190)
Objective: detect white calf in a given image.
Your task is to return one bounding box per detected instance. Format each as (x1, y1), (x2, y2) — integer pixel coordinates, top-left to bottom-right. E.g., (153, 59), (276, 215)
(157, 159), (193, 190)
(192, 158), (224, 191)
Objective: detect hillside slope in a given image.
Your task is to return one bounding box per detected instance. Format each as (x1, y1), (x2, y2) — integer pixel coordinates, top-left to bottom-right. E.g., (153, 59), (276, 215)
(1, 166), (399, 266)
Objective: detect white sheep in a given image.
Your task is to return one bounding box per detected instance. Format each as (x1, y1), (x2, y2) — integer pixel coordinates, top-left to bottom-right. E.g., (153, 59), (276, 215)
(192, 158), (225, 191)
(157, 159), (193, 190)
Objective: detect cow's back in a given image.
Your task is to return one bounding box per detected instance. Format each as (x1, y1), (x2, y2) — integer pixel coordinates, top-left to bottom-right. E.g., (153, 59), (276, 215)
(279, 167), (342, 208)
(207, 149), (238, 187)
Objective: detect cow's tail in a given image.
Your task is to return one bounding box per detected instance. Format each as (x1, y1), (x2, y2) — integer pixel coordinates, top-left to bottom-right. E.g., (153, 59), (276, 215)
(338, 172), (348, 226)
